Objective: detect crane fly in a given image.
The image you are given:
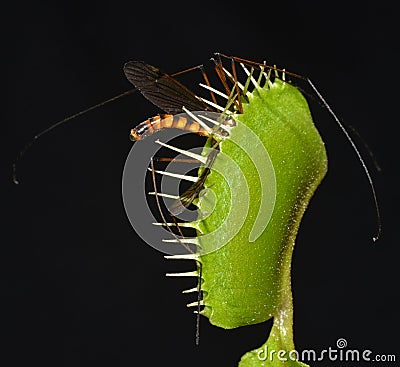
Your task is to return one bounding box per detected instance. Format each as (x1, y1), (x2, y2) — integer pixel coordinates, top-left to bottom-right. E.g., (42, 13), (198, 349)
(124, 61), (213, 141)
(12, 60), (215, 184)
(123, 60), (225, 217)
(125, 60), (237, 141)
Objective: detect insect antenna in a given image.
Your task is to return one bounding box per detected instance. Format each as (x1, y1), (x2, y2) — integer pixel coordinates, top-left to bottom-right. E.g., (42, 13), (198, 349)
(346, 125), (382, 173)
(12, 88), (136, 185)
(216, 53), (382, 243)
(307, 79), (382, 242)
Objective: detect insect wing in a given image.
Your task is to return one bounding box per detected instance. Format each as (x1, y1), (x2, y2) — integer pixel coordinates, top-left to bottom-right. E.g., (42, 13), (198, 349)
(124, 61), (210, 114)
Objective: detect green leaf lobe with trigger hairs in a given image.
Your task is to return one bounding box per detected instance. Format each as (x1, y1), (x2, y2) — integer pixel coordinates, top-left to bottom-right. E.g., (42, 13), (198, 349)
(195, 79), (327, 366)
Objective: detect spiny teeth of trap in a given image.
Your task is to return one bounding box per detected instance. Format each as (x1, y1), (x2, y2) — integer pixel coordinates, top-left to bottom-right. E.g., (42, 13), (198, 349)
(147, 167), (198, 182)
(227, 62), (278, 94)
(152, 221), (196, 228)
(164, 255), (203, 295)
(199, 97), (232, 113)
(164, 257), (202, 295)
(166, 271), (198, 277)
(155, 140), (207, 164)
(163, 237), (200, 246)
(148, 192), (180, 200)
(181, 106), (213, 135)
(263, 69), (272, 87)
(187, 300), (204, 308)
(221, 66), (246, 92)
(240, 63), (261, 91)
(164, 253), (199, 260)
(257, 64), (266, 85)
(195, 88), (236, 119)
(198, 114), (232, 133)
(182, 287), (199, 294)
(199, 83), (229, 100)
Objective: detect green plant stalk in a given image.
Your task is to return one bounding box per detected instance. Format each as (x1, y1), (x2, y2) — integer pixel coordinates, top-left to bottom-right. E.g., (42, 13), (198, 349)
(194, 79), (327, 366)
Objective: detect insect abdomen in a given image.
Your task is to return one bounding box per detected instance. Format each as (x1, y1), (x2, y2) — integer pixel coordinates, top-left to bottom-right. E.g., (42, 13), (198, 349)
(130, 114), (209, 141)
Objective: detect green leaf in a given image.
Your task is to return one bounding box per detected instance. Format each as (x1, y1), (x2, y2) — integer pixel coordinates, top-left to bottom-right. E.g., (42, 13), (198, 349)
(196, 79), (327, 366)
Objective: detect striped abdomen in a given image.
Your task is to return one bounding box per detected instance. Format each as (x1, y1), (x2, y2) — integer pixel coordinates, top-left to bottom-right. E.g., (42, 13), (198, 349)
(130, 114), (210, 141)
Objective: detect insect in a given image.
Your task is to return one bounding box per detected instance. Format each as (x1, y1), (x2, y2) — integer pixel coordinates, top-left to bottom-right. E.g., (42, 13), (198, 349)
(12, 60), (216, 184)
(124, 61), (233, 142)
(123, 60), (235, 217)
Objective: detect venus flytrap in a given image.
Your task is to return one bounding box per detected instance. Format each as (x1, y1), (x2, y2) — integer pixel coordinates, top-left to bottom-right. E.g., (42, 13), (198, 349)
(192, 77), (326, 366)
(123, 56), (378, 366)
(11, 54), (379, 367)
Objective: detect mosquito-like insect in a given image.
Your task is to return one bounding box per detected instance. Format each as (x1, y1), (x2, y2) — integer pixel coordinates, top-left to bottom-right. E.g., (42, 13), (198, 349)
(12, 60), (216, 183)
(123, 60), (234, 218)
(124, 61), (233, 141)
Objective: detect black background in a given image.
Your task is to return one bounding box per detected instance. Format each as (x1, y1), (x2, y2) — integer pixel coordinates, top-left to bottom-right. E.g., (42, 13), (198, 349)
(2, 1), (399, 366)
